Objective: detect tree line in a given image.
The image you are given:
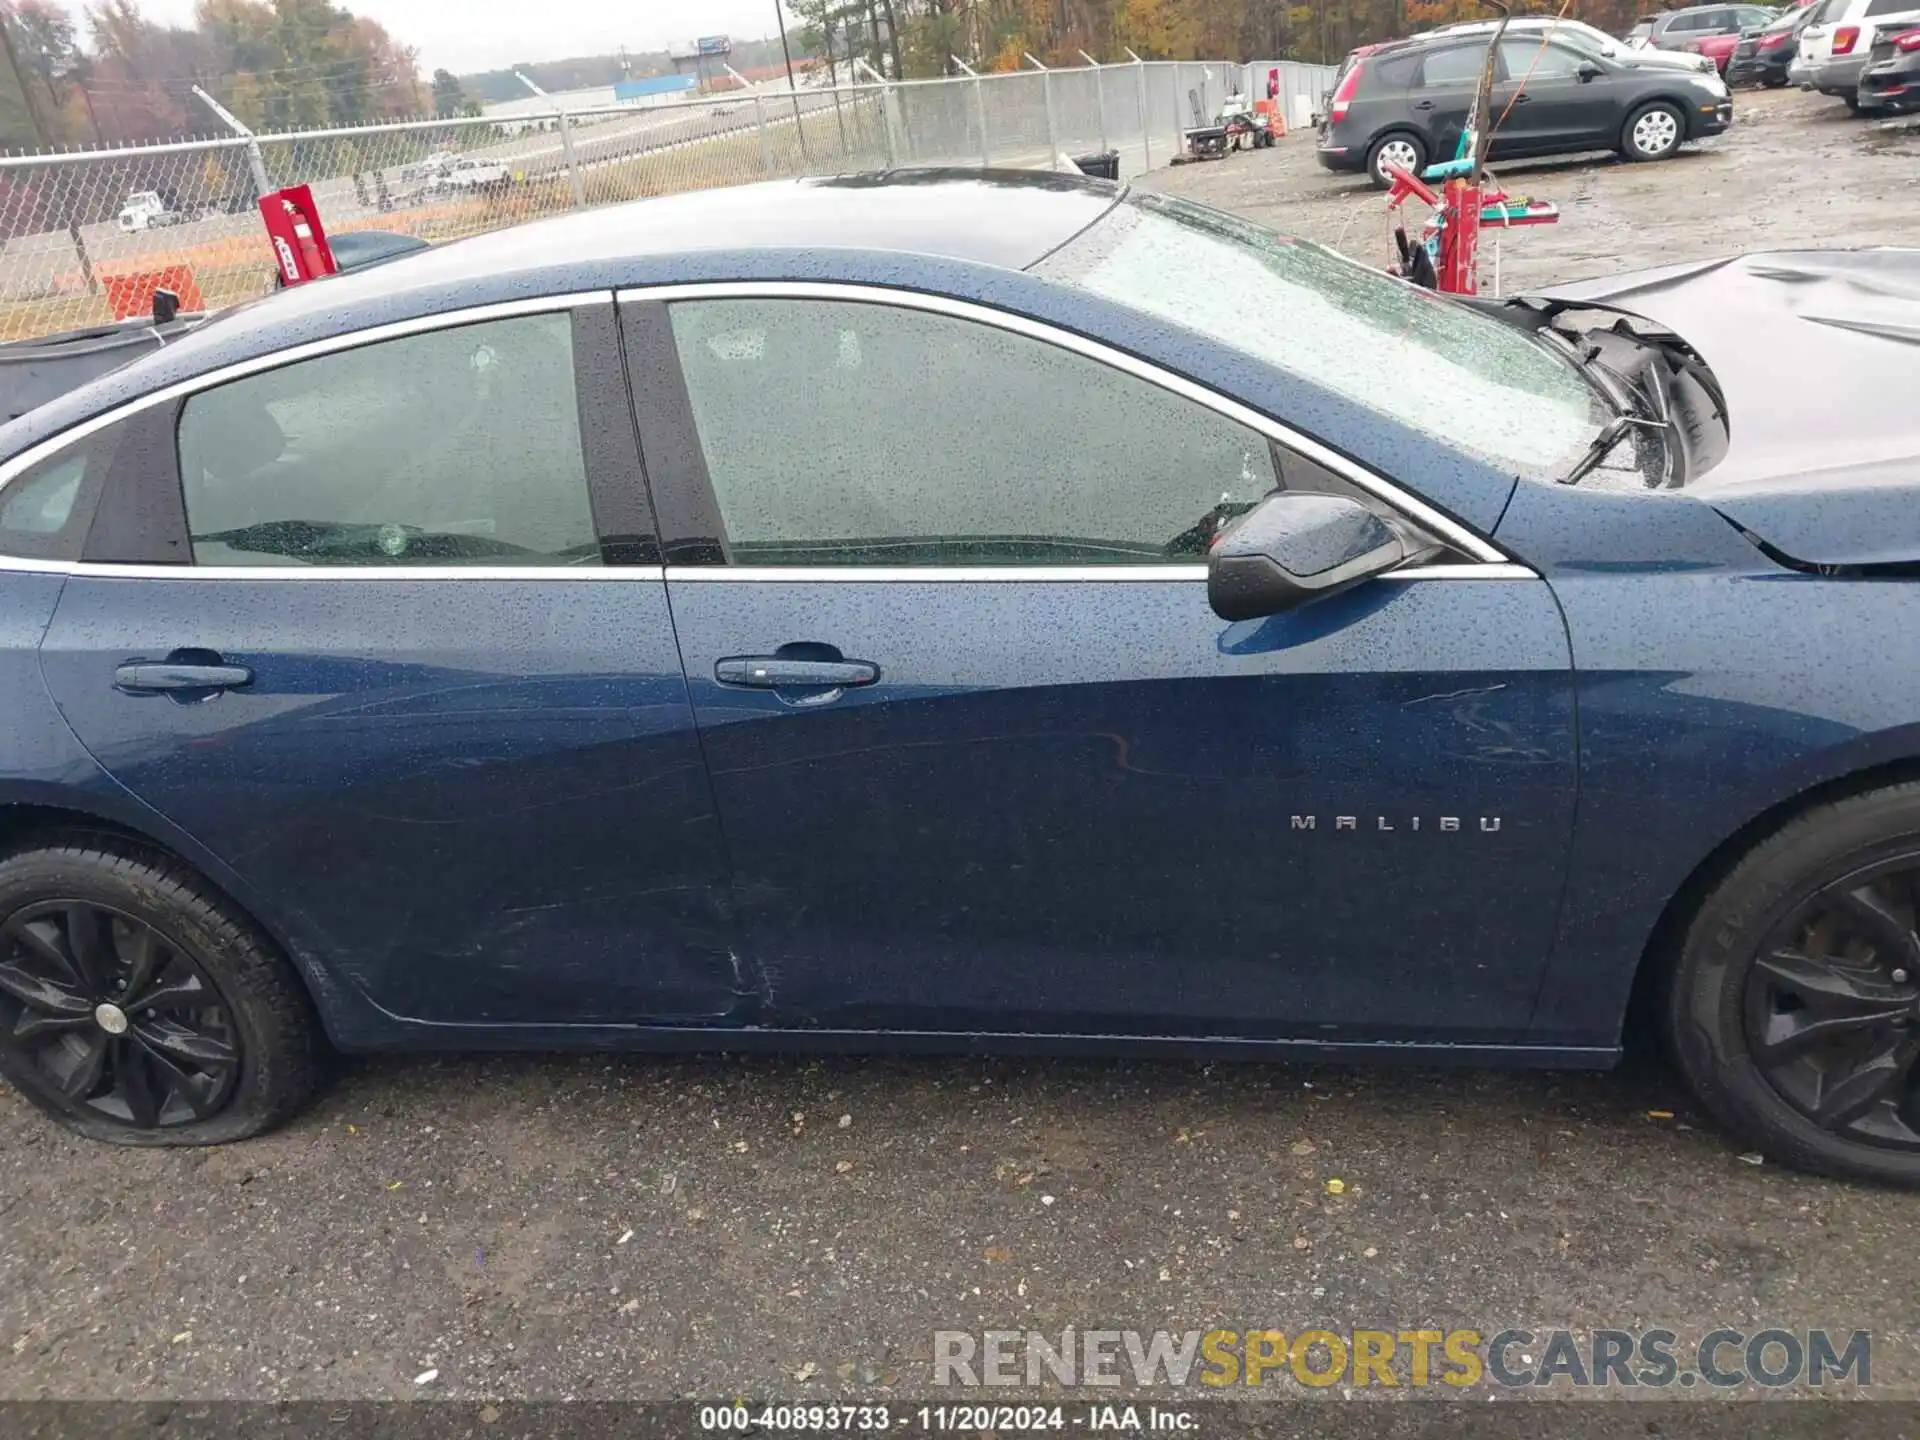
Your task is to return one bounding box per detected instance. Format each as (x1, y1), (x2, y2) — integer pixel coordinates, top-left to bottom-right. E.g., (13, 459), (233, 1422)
(797, 0), (1660, 78)
(0, 0), (1664, 153)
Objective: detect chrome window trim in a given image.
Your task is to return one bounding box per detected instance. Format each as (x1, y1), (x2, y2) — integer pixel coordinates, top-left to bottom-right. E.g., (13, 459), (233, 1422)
(0, 291), (614, 497)
(0, 556), (1533, 584)
(0, 554), (664, 582)
(618, 280), (1517, 569)
(663, 562), (1537, 584)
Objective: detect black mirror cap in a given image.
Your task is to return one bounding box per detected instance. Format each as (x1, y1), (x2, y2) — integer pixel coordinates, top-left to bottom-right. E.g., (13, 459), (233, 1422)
(1207, 492), (1408, 622)
(1578, 60), (1605, 79)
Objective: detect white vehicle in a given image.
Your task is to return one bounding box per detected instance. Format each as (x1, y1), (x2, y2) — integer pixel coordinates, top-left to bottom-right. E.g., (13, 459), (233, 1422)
(1427, 16), (1721, 72)
(434, 157), (512, 192)
(115, 191), (186, 232)
(1791, 0), (1920, 107)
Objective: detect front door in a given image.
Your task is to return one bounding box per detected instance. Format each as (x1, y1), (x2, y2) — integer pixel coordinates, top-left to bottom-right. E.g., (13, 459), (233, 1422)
(633, 288), (1579, 1043)
(39, 302), (741, 1028)
(1490, 40), (1621, 153)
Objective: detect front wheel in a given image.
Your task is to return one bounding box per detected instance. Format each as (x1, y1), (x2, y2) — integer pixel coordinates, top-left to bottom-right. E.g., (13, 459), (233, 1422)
(0, 840), (320, 1146)
(1621, 101), (1685, 161)
(1366, 131), (1428, 189)
(1664, 783), (1920, 1185)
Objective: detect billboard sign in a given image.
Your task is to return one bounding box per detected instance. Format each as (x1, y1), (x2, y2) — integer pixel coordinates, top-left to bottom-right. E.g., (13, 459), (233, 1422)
(697, 35), (733, 55)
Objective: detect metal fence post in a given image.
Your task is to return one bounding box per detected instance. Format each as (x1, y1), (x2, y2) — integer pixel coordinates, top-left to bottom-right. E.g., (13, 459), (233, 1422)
(753, 92), (773, 174)
(193, 85), (269, 197)
(1080, 54), (1109, 153)
(853, 58), (896, 167)
(1025, 55), (1057, 164)
(517, 71), (584, 206)
(954, 58), (991, 168)
(1133, 55), (1151, 170)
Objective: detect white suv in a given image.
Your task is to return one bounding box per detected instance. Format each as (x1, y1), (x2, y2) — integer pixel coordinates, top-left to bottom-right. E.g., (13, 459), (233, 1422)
(1426, 16), (1721, 72)
(1793, 0), (1920, 105)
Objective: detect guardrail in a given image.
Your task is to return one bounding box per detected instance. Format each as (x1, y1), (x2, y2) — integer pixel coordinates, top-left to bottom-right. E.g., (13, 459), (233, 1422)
(0, 59), (1334, 346)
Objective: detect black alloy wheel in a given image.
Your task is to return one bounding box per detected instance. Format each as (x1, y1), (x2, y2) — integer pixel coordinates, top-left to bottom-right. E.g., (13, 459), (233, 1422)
(0, 902), (239, 1128)
(0, 840), (318, 1145)
(1742, 858), (1920, 1147)
(1666, 782), (1920, 1184)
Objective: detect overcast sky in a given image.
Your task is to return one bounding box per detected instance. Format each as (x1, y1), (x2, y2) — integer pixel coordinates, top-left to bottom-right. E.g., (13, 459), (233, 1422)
(61, 0), (800, 75)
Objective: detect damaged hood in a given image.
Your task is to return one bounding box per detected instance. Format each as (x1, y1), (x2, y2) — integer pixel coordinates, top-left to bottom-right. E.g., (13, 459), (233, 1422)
(1539, 248), (1920, 567)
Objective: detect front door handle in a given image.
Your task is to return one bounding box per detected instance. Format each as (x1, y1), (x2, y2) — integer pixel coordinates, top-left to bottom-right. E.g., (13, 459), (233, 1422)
(715, 657), (879, 689)
(1413, 99), (1436, 110)
(114, 662), (253, 694)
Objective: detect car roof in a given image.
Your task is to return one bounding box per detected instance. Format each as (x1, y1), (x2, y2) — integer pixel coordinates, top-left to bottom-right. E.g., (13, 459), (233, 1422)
(0, 170), (1127, 461)
(328, 170), (1118, 300)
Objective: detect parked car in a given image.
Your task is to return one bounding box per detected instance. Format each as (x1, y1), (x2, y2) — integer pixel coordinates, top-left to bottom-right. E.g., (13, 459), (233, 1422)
(1427, 16), (1720, 72)
(1628, 5), (1781, 56)
(1727, 3), (1824, 84)
(1791, 0), (1920, 107)
(1319, 32), (1732, 186)
(4, 176), (1920, 1185)
(1857, 20), (1920, 105)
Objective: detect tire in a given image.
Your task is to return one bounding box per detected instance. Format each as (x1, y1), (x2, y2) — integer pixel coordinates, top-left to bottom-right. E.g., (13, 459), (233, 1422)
(0, 840), (319, 1146)
(1843, 94), (1862, 113)
(1366, 131), (1428, 189)
(1621, 101), (1686, 161)
(1762, 74), (1790, 89)
(1663, 782), (1920, 1185)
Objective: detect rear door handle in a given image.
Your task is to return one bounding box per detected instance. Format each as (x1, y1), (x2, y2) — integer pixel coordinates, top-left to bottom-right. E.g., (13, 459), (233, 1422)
(715, 657), (879, 689)
(1413, 100), (1436, 110)
(113, 662), (253, 694)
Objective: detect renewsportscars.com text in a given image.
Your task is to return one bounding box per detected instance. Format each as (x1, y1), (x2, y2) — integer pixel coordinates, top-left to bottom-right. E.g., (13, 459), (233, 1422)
(933, 1327), (1871, 1390)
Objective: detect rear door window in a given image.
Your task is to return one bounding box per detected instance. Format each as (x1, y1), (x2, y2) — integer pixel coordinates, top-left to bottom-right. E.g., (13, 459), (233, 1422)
(1419, 44), (1492, 85)
(176, 313), (603, 567)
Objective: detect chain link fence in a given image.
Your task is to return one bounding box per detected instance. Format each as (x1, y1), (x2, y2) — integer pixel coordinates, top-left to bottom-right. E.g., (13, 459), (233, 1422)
(0, 60), (1332, 346)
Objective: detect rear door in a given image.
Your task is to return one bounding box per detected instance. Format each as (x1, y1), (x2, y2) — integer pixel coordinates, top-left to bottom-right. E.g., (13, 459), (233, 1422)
(623, 284), (1579, 1043)
(36, 298), (742, 1029)
(1409, 41), (1501, 158)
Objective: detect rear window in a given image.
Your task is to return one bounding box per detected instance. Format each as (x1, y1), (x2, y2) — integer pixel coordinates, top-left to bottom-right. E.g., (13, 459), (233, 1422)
(1867, 0), (1920, 16)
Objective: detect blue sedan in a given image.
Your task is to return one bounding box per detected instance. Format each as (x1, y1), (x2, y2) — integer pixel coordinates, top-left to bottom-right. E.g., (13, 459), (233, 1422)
(1, 172), (1917, 1184)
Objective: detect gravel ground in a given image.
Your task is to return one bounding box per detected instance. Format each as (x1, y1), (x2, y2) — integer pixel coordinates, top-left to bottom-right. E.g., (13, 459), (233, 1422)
(1143, 85), (1920, 292)
(5, 82), (1920, 1418)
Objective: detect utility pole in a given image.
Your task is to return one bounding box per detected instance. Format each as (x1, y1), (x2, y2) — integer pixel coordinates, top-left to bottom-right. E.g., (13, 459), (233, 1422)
(1, 13), (96, 293)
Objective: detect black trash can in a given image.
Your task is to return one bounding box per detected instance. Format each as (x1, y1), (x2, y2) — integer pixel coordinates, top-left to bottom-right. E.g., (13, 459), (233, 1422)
(1072, 150), (1121, 181)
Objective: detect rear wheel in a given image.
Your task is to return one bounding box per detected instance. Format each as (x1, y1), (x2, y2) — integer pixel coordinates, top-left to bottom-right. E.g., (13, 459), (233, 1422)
(1762, 73), (1790, 89)
(1664, 783), (1920, 1185)
(0, 841), (319, 1146)
(1621, 101), (1686, 161)
(1366, 131), (1427, 189)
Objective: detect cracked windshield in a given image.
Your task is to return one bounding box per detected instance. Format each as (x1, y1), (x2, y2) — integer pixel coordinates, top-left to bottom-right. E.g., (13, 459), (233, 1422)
(1042, 193), (1610, 479)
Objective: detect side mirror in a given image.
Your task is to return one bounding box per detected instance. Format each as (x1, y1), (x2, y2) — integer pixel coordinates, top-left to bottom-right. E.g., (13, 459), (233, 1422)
(1577, 60), (1605, 81)
(1207, 492), (1408, 621)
